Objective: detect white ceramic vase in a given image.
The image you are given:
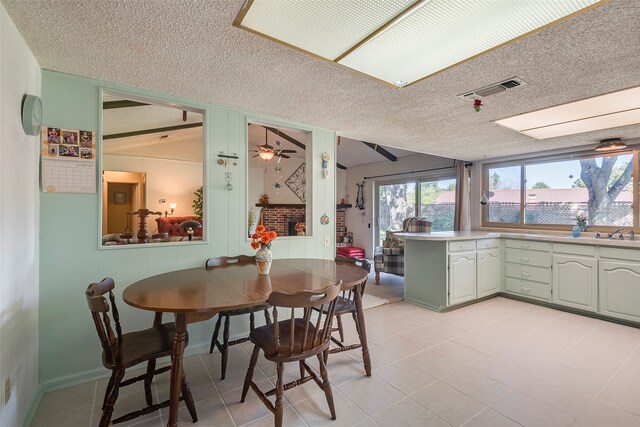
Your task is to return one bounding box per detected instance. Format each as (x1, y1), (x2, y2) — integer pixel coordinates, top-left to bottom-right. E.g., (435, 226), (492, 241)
(255, 246), (272, 275)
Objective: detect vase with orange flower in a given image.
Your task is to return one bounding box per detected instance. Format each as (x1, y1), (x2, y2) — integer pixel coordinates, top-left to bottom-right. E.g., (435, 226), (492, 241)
(251, 225), (277, 275)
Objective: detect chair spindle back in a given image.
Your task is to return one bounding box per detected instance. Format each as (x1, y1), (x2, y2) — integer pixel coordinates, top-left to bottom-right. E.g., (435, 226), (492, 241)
(267, 282), (341, 356)
(334, 256), (371, 300)
(85, 277), (122, 364)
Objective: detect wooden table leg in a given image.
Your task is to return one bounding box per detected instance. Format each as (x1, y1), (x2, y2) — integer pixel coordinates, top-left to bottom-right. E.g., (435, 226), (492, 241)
(168, 313), (187, 427)
(353, 290), (372, 376)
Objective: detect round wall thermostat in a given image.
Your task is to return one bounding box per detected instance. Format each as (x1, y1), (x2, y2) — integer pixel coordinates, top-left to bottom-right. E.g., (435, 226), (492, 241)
(21, 94), (43, 136)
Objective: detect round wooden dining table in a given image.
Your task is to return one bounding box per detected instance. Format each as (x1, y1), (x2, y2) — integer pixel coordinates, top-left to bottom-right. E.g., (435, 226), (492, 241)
(123, 258), (370, 427)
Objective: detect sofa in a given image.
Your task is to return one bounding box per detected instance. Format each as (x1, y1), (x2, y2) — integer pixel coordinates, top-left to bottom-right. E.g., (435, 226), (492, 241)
(155, 216), (203, 237)
(373, 217), (431, 285)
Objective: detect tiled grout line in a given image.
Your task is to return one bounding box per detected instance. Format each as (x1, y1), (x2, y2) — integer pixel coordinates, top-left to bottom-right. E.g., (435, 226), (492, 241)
(89, 381), (97, 427)
(196, 352), (239, 427)
(573, 339), (640, 422)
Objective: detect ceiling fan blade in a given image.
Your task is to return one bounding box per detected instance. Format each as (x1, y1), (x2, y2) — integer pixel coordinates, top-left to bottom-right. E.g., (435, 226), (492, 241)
(279, 154), (291, 159)
(252, 154), (259, 157)
(278, 149), (297, 153)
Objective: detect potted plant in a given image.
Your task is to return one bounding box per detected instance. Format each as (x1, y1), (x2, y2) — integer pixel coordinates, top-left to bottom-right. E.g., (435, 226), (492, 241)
(575, 214), (588, 231)
(251, 225), (277, 275)
(192, 186), (203, 219)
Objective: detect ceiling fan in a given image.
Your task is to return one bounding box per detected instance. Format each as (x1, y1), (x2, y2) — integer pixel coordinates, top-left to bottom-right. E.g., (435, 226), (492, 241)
(251, 127), (296, 161)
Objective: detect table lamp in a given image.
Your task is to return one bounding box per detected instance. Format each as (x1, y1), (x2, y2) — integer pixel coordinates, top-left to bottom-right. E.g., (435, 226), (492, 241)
(178, 219), (202, 241)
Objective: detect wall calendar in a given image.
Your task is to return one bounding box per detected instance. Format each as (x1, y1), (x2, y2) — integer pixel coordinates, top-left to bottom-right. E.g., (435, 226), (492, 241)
(40, 127), (96, 193)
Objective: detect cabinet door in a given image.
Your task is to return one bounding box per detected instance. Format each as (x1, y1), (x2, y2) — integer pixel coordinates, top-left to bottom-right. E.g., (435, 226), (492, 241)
(552, 255), (597, 312)
(599, 261), (640, 322)
(477, 249), (501, 298)
(448, 252), (477, 305)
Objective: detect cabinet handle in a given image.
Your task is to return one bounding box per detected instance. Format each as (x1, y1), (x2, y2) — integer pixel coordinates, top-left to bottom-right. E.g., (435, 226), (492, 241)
(521, 271), (531, 277)
(521, 257), (531, 263)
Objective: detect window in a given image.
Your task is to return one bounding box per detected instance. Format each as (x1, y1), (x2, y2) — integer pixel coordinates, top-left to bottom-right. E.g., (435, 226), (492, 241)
(483, 150), (636, 230)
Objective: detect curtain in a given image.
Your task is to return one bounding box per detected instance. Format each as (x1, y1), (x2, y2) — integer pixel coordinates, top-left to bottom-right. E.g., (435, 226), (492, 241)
(454, 162), (471, 231)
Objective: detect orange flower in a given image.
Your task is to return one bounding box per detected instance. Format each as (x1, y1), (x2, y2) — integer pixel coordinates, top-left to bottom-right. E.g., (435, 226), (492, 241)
(250, 226), (277, 250)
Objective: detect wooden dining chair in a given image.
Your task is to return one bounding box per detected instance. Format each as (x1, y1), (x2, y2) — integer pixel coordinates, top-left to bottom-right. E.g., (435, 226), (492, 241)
(85, 277), (197, 427)
(206, 256), (272, 379)
(323, 255), (372, 375)
(241, 282), (342, 427)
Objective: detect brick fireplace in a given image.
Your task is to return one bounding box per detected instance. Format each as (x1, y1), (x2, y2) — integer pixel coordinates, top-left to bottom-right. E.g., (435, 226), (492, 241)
(260, 204), (306, 237)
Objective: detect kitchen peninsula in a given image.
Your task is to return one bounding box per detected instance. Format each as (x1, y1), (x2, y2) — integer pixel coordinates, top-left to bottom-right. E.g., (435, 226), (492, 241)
(398, 231), (640, 325)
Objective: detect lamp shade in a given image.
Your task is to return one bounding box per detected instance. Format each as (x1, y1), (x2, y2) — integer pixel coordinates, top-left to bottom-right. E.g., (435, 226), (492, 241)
(178, 219), (202, 230)
(595, 138), (626, 152)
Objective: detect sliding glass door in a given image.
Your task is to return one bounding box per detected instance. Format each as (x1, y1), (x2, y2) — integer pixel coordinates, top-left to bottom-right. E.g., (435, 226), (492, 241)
(376, 181), (416, 246)
(375, 175), (456, 246)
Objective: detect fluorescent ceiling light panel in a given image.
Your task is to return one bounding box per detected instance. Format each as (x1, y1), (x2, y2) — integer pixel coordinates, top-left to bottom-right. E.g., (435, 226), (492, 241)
(495, 86), (640, 139)
(235, 0), (602, 87)
(238, 0), (415, 60)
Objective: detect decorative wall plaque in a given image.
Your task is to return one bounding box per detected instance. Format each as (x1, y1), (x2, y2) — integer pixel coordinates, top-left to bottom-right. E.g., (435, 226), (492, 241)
(285, 163), (306, 202)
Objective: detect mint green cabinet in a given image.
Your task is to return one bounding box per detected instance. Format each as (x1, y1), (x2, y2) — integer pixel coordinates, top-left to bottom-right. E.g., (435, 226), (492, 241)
(448, 251), (477, 305)
(477, 249), (501, 298)
(599, 260), (640, 322)
(552, 255), (598, 312)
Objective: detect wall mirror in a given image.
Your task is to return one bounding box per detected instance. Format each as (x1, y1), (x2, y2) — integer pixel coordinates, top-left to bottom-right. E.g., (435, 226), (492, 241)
(101, 91), (205, 246)
(248, 122), (312, 238)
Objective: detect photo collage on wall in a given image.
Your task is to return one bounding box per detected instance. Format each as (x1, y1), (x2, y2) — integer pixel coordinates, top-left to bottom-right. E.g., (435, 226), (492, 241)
(42, 127), (95, 160)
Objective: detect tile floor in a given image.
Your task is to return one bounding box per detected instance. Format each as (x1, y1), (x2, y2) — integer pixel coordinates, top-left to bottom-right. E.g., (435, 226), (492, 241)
(31, 296), (640, 427)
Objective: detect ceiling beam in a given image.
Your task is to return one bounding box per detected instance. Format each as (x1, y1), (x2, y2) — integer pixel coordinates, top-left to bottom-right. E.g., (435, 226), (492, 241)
(103, 122), (202, 140)
(362, 141), (397, 162)
(337, 163), (347, 170)
(263, 126), (306, 150)
(103, 100), (149, 109)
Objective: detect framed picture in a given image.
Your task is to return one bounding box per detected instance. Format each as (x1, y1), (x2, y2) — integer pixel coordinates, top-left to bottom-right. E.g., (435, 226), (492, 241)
(113, 192), (126, 204)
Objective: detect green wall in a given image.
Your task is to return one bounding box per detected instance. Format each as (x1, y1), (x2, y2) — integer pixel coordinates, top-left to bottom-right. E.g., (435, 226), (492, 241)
(39, 70), (337, 389)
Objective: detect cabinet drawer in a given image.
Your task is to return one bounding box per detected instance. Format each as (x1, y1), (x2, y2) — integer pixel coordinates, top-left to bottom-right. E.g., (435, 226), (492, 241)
(553, 243), (596, 257)
(506, 277), (550, 300)
(600, 247), (640, 262)
(505, 239), (551, 252)
(505, 263), (550, 284)
(449, 240), (476, 252)
(476, 238), (500, 250)
(506, 248), (551, 268)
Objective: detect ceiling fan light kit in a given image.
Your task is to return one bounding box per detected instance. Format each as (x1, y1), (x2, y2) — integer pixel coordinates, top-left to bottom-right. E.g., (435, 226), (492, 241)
(252, 125), (297, 161)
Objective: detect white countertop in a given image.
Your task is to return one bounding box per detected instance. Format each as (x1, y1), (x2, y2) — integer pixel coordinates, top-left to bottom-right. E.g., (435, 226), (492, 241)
(395, 230), (640, 249)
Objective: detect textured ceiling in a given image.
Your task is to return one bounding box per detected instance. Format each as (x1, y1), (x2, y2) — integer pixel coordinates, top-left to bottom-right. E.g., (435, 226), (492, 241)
(3, 0), (640, 161)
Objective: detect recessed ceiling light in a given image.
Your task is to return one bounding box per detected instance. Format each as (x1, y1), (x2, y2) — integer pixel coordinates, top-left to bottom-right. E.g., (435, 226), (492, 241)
(235, 0), (604, 87)
(494, 86), (640, 139)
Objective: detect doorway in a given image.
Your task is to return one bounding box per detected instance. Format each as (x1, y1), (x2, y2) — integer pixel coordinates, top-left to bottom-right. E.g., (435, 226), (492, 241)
(102, 171), (146, 236)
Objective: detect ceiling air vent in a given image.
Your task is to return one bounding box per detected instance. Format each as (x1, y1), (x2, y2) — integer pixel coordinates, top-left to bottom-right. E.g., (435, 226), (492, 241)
(458, 77), (527, 101)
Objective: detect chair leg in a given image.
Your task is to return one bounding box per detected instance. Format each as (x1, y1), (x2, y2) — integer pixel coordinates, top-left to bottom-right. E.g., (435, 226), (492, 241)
(375, 271), (380, 285)
(210, 314), (222, 354)
(101, 371), (116, 410)
(144, 359), (156, 406)
(249, 312), (256, 330)
(352, 310), (360, 335)
(264, 308), (272, 324)
(336, 314), (344, 342)
(221, 314), (230, 380)
(241, 345), (260, 402)
(99, 369), (124, 427)
(317, 354), (336, 420)
(275, 362), (285, 427)
(299, 360), (306, 380)
(181, 375), (198, 422)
